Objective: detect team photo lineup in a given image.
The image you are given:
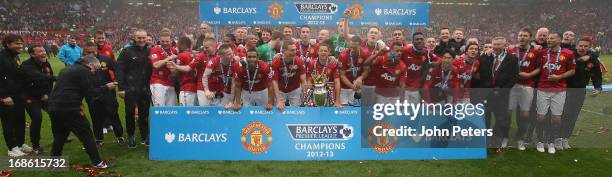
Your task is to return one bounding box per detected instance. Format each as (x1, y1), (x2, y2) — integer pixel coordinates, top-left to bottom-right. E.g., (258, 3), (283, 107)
(0, 0), (610, 176)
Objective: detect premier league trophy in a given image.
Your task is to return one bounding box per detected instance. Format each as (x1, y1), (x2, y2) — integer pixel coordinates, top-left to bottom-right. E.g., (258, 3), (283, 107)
(302, 70), (334, 107)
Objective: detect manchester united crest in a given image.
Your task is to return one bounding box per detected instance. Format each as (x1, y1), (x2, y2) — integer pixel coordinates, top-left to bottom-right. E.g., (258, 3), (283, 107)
(241, 121), (272, 154)
(268, 2), (284, 19)
(368, 122), (398, 153)
(347, 4), (364, 19)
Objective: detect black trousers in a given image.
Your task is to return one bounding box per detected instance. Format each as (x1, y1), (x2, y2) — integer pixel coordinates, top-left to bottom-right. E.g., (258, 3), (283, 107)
(90, 96), (124, 141)
(124, 91), (151, 140)
(25, 99), (47, 148)
(0, 95), (26, 149)
(486, 90), (511, 147)
(561, 88), (586, 139)
(49, 110), (101, 165)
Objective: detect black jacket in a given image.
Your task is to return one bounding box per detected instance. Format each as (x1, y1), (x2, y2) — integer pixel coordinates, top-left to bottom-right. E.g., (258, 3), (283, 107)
(434, 40), (461, 56)
(193, 35), (205, 51)
(116, 45), (152, 94)
(568, 51), (602, 89)
(48, 64), (104, 112)
(20, 58), (54, 99)
(476, 51), (519, 89)
(0, 49), (26, 98)
(90, 54), (118, 102)
(449, 39), (466, 55)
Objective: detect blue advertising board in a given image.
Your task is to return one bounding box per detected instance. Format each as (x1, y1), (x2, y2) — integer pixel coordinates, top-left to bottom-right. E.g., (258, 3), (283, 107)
(199, 0), (430, 27)
(150, 106), (486, 160)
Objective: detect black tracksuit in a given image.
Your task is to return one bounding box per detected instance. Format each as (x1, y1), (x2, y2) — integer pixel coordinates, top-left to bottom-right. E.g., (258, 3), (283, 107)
(0, 49), (27, 150)
(116, 45), (152, 141)
(48, 63), (105, 165)
(21, 58), (54, 148)
(88, 55), (124, 142)
(562, 51), (602, 139)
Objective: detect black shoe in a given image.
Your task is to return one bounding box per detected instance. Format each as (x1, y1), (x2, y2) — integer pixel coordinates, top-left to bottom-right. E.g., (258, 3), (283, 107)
(127, 137), (136, 148)
(140, 138), (149, 146)
(116, 137), (125, 145)
(94, 161), (111, 169)
(96, 141), (103, 149)
(33, 146), (44, 154)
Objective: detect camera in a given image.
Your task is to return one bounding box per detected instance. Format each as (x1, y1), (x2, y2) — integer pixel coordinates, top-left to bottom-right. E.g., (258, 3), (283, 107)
(353, 92), (361, 99)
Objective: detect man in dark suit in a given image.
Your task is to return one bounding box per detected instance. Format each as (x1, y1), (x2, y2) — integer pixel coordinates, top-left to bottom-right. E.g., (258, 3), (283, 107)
(477, 37), (518, 150)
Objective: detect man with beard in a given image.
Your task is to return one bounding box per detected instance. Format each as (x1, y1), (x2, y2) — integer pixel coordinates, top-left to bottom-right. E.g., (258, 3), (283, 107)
(222, 34), (246, 58)
(58, 36), (82, 65)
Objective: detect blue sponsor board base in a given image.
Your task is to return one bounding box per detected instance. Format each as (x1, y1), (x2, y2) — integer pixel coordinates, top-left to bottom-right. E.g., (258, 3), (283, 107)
(150, 106), (486, 160)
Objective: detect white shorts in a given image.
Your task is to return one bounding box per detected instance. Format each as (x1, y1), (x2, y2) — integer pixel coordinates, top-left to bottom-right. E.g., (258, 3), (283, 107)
(179, 91), (197, 106)
(340, 88), (355, 105)
(536, 90), (566, 116)
(280, 87), (302, 106)
(376, 94), (400, 104)
(197, 90), (222, 106)
(150, 84), (176, 106)
(242, 89), (268, 106)
(403, 90), (421, 104)
(508, 84), (534, 112)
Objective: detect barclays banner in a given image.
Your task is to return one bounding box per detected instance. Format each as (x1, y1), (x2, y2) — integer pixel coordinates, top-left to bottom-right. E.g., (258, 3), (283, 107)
(199, 0), (430, 27)
(150, 106), (486, 160)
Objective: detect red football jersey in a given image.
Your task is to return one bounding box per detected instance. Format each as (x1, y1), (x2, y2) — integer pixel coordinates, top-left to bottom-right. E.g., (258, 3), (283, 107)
(97, 43), (115, 61)
(337, 48), (365, 89)
(508, 46), (541, 87)
(195, 52), (209, 91)
(423, 65), (460, 103)
(401, 47), (441, 89)
(149, 45), (178, 86)
(176, 50), (200, 92)
(538, 48), (576, 91)
(452, 56), (480, 99)
(234, 60), (272, 92)
(372, 56), (407, 98)
(295, 41), (319, 63)
(306, 58), (340, 83)
(205, 56), (238, 94)
(271, 55), (305, 93)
